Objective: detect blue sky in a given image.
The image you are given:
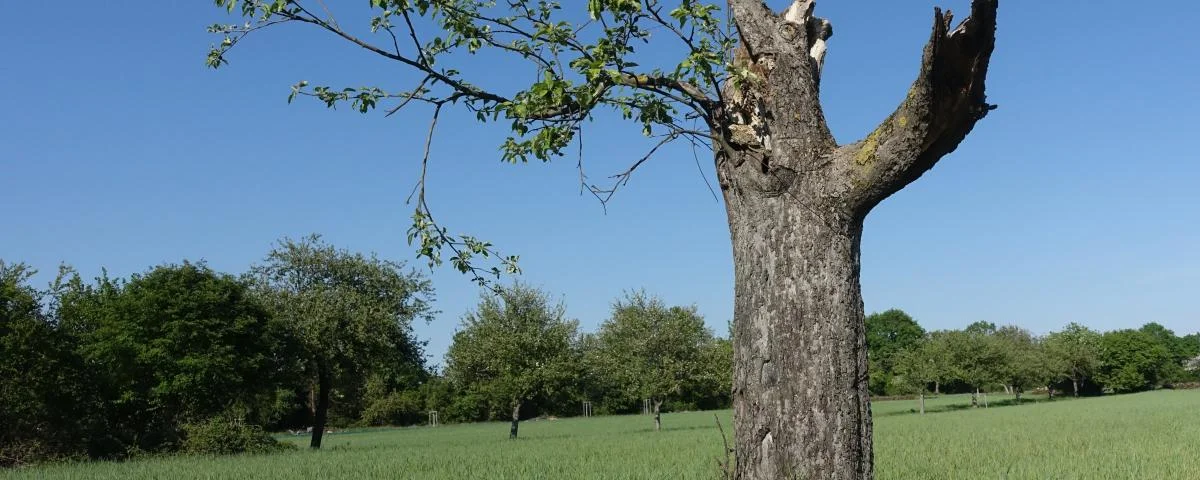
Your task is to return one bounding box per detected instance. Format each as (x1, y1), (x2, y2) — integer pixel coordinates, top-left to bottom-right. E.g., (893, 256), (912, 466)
(3, 0), (1198, 365)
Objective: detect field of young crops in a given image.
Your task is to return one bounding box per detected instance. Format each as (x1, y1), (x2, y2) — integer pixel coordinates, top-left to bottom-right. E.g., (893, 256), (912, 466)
(6, 390), (1198, 479)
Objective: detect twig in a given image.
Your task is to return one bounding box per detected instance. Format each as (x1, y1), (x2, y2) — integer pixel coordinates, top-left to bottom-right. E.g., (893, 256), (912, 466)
(714, 413), (733, 479)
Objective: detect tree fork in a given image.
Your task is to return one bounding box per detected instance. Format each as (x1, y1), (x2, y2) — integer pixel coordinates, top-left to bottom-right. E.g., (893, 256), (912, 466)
(722, 0), (998, 478)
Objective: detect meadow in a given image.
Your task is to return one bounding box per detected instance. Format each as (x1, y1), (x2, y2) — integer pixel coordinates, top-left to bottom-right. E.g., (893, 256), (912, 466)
(6, 390), (1198, 480)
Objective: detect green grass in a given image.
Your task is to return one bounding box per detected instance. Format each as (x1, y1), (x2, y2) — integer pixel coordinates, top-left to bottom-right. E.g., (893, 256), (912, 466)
(7, 390), (1199, 479)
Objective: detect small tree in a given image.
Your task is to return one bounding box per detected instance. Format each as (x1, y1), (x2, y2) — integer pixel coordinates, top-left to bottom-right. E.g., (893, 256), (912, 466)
(997, 326), (1052, 402)
(593, 291), (713, 431)
(444, 283), (578, 439)
(865, 309), (926, 395)
(893, 342), (938, 414)
(946, 328), (1003, 407)
(1096, 329), (1172, 393)
(249, 235), (434, 448)
(1043, 323), (1102, 397)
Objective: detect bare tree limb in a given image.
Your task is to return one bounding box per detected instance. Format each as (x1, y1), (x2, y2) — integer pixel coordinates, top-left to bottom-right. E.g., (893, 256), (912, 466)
(841, 0), (999, 214)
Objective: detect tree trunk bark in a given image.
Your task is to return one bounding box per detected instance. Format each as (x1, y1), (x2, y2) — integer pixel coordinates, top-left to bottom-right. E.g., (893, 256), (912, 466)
(653, 399), (663, 432)
(718, 2), (998, 479)
(310, 362), (332, 449)
(726, 195), (872, 480)
(1072, 379), (1079, 397)
(509, 400), (521, 440)
(934, 381), (940, 395)
(919, 393), (925, 415)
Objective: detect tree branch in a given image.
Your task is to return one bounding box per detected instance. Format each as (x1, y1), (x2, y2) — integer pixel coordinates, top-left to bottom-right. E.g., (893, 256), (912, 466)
(726, 0), (778, 53)
(841, 0), (999, 214)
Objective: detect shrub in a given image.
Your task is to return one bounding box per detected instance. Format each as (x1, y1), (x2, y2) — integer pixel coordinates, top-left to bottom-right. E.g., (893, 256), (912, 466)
(182, 414), (292, 456)
(360, 390), (425, 426)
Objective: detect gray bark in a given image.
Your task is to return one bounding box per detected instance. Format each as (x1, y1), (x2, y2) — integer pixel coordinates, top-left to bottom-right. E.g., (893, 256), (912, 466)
(919, 393), (925, 415)
(717, 1), (998, 478)
(1072, 379), (1079, 397)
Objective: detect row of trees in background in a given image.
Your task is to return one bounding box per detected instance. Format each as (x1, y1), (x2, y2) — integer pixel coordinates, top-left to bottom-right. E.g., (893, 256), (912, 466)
(1, 236), (435, 466)
(866, 310), (1200, 407)
(0, 237), (731, 465)
(6, 239), (1199, 465)
(441, 287), (731, 439)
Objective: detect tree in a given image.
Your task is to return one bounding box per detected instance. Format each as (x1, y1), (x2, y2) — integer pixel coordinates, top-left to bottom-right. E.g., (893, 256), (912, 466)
(1043, 323), (1102, 397)
(865, 309), (926, 394)
(67, 262), (283, 454)
(1096, 329), (1171, 393)
(0, 262), (93, 466)
(208, 0), (999, 475)
(945, 328), (1004, 407)
(444, 283), (578, 439)
(593, 291), (714, 431)
(249, 235), (434, 448)
(1138, 323), (1190, 382)
(921, 330), (956, 395)
(991, 326), (1046, 402)
(893, 341), (938, 414)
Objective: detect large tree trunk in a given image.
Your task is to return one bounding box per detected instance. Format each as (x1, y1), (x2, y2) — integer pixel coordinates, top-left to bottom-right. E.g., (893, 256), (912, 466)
(310, 361), (332, 449)
(720, 1), (998, 478)
(509, 400), (521, 440)
(1072, 378), (1079, 397)
(653, 399), (663, 431)
(726, 194), (873, 479)
(934, 381), (940, 395)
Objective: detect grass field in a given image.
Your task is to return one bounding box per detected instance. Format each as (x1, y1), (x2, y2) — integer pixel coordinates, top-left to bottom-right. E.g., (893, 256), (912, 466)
(6, 390), (1198, 479)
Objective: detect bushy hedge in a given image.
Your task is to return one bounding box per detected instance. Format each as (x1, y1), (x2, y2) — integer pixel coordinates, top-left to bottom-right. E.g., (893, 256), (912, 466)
(182, 414), (293, 456)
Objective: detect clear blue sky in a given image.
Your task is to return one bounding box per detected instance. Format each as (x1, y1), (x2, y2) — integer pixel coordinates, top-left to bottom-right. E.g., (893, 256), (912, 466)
(3, 1), (1198, 365)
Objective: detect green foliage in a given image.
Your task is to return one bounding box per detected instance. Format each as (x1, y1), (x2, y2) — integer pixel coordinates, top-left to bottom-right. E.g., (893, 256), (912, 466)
(444, 283), (579, 421)
(1097, 329), (1173, 393)
(1043, 322), (1102, 393)
(182, 413), (293, 456)
(865, 309), (925, 395)
(248, 235), (434, 445)
(205, 0), (735, 281)
(991, 326), (1049, 394)
(69, 262), (283, 454)
(0, 262), (92, 466)
(589, 291), (714, 412)
(360, 390), (426, 427)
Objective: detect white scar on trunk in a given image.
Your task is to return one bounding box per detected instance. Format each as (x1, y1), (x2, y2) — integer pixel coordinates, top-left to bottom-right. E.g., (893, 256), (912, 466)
(783, 0), (833, 77)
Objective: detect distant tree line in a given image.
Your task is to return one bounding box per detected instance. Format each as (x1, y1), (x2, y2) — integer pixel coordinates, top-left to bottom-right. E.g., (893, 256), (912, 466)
(865, 309), (1200, 405)
(0, 237), (730, 465)
(4, 239), (1197, 466)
